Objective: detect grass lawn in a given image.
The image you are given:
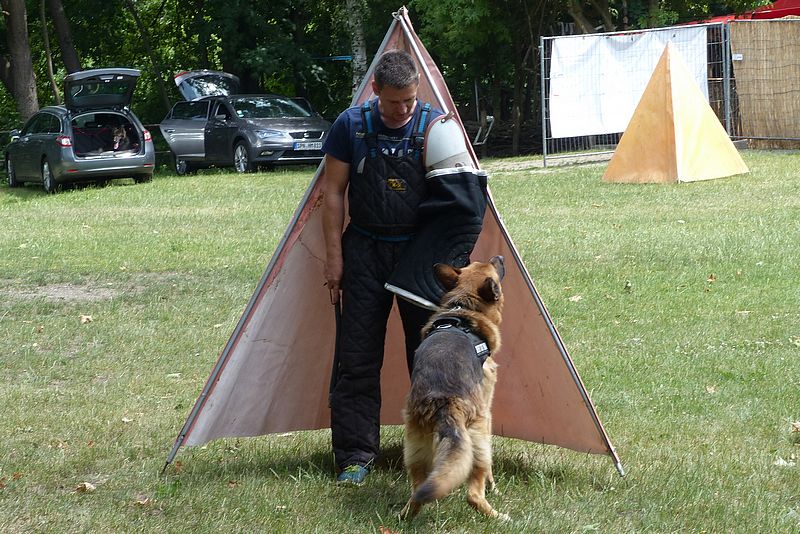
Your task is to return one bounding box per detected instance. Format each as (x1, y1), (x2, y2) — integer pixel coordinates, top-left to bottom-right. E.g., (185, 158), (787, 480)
(1, 151), (798, 533)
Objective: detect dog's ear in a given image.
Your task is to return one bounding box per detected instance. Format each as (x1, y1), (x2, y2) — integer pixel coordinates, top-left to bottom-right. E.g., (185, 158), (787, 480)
(434, 263), (460, 291)
(489, 255), (505, 280)
(478, 277), (502, 302)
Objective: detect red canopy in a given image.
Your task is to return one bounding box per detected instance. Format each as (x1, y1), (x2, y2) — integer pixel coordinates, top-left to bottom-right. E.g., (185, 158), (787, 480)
(695, 0), (800, 23)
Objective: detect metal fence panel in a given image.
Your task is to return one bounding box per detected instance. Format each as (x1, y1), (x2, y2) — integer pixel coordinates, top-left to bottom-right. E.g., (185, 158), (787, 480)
(541, 24), (727, 166)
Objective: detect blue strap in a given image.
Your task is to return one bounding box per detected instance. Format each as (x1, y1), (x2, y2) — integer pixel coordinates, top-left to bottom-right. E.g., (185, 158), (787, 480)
(411, 102), (431, 160)
(349, 223), (414, 242)
(361, 101), (377, 159)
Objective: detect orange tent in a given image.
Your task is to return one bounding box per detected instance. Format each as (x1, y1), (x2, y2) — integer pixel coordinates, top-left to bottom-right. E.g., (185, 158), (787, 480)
(603, 42), (748, 183)
(165, 7), (622, 476)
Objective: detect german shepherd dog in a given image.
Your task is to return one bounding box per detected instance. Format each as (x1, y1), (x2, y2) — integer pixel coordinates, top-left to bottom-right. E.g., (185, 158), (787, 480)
(401, 255), (508, 520)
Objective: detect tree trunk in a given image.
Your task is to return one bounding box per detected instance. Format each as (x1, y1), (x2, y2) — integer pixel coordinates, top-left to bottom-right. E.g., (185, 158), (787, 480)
(345, 0), (368, 95)
(490, 74), (501, 121)
(588, 0), (615, 31)
(192, 0), (210, 68)
(646, 0), (659, 27)
(620, 0), (629, 30)
(1, 0), (39, 121)
(46, 0), (80, 73)
(40, 0), (61, 105)
(511, 44), (526, 155)
(123, 0), (172, 112)
(291, 8), (307, 98)
(566, 0), (597, 34)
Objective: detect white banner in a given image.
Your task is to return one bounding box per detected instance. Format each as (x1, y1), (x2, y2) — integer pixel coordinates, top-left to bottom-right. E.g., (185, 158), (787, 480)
(549, 27), (708, 139)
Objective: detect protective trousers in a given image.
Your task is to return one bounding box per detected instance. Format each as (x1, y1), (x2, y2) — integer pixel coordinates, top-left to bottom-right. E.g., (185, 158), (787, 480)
(330, 227), (432, 470)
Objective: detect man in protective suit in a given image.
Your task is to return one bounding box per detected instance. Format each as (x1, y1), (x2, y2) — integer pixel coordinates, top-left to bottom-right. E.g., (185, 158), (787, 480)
(322, 50), (443, 484)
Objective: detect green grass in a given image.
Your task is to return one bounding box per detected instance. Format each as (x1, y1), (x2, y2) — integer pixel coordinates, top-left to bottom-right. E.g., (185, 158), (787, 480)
(1, 153), (799, 533)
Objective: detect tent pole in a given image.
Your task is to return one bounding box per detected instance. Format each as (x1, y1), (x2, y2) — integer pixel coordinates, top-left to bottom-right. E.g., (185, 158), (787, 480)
(615, 461), (626, 477)
(540, 36), (549, 168)
(396, 9), (449, 113)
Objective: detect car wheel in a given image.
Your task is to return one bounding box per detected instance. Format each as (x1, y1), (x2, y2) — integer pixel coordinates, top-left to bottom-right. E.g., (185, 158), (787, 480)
(42, 159), (59, 193)
(6, 157), (20, 187)
(233, 141), (254, 173)
(172, 152), (193, 176)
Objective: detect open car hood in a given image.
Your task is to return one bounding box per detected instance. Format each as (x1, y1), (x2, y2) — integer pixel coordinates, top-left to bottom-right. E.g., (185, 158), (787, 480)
(64, 68), (140, 111)
(174, 70), (241, 101)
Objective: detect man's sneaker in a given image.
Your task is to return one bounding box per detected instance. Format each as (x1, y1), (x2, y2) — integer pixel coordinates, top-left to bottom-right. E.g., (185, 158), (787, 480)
(336, 464), (369, 485)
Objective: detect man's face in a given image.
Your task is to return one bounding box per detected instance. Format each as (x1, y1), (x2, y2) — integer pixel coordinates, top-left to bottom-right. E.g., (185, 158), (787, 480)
(373, 82), (419, 128)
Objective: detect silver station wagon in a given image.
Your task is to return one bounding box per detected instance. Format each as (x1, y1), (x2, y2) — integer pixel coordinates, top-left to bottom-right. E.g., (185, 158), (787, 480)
(159, 70), (331, 174)
(5, 68), (155, 192)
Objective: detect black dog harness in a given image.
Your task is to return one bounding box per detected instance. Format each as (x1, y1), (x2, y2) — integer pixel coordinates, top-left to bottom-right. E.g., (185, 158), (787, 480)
(425, 312), (490, 364)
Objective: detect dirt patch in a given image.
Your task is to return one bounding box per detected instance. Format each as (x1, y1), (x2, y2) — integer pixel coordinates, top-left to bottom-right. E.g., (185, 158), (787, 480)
(5, 283), (119, 302)
(1, 273), (192, 303)
(481, 152), (612, 173)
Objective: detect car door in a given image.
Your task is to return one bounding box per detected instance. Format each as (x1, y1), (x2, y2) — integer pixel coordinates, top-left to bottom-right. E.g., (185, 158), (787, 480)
(204, 101), (238, 164)
(13, 114), (45, 178)
(159, 101), (210, 159)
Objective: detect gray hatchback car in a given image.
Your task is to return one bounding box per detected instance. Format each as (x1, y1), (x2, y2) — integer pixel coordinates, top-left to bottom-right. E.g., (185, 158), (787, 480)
(159, 70), (331, 174)
(4, 68), (155, 192)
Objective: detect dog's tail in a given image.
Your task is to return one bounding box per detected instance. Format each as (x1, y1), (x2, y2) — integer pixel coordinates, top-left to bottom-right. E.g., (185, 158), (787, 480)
(412, 404), (473, 504)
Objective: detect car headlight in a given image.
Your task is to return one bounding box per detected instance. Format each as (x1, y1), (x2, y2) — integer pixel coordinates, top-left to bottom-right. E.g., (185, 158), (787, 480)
(255, 129), (289, 140)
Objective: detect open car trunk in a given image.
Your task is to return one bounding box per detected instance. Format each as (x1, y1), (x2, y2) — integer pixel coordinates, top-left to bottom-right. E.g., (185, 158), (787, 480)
(72, 112), (142, 158)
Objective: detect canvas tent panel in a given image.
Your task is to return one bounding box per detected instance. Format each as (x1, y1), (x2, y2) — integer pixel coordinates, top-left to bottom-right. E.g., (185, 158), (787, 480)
(185, 199), (612, 453)
(471, 204), (612, 451)
(171, 8), (620, 472)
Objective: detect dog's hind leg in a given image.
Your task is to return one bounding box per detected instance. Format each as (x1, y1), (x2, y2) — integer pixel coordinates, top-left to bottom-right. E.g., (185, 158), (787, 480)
(401, 425), (432, 519)
(466, 427), (509, 520)
(481, 361), (499, 494)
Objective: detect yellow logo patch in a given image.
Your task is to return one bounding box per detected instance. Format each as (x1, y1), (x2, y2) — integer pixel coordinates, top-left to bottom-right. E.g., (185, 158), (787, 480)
(386, 177), (407, 192)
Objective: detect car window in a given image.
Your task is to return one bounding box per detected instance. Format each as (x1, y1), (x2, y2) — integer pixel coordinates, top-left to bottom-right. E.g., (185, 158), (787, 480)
(43, 113), (62, 133)
(72, 113), (97, 128)
(69, 79), (131, 106)
(179, 74), (237, 99)
(232, 97), (312, 119)
(171, 101), (210, 120)
(212, 102), (232, 120)
(22, 114), (44, 135)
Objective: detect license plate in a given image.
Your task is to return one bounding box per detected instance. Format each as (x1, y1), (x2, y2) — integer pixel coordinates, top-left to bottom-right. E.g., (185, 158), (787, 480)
(293, 141), (322, 150)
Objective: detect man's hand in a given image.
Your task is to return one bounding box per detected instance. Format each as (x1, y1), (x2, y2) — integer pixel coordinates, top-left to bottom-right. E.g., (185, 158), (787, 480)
(325, 254), (343, 303)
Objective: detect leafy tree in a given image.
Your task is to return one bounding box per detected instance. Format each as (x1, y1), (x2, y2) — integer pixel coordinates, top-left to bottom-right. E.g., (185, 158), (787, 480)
(412, 0), (562, 154)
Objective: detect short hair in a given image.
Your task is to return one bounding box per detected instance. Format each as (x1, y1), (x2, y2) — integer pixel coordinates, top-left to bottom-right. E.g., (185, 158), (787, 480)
(373, 50), (419, 89)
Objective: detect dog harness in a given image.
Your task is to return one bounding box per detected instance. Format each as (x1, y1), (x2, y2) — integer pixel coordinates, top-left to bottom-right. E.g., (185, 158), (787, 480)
(425, 313), (490, 364)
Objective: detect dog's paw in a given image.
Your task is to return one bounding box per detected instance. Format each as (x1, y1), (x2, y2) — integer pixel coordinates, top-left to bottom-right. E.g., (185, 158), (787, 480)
(399, 500), (421, 520)
(495, 511), (512, 522)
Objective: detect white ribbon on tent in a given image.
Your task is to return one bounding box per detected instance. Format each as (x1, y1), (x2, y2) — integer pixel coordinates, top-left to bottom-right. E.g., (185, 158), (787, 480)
(165, 7), (623, 477)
